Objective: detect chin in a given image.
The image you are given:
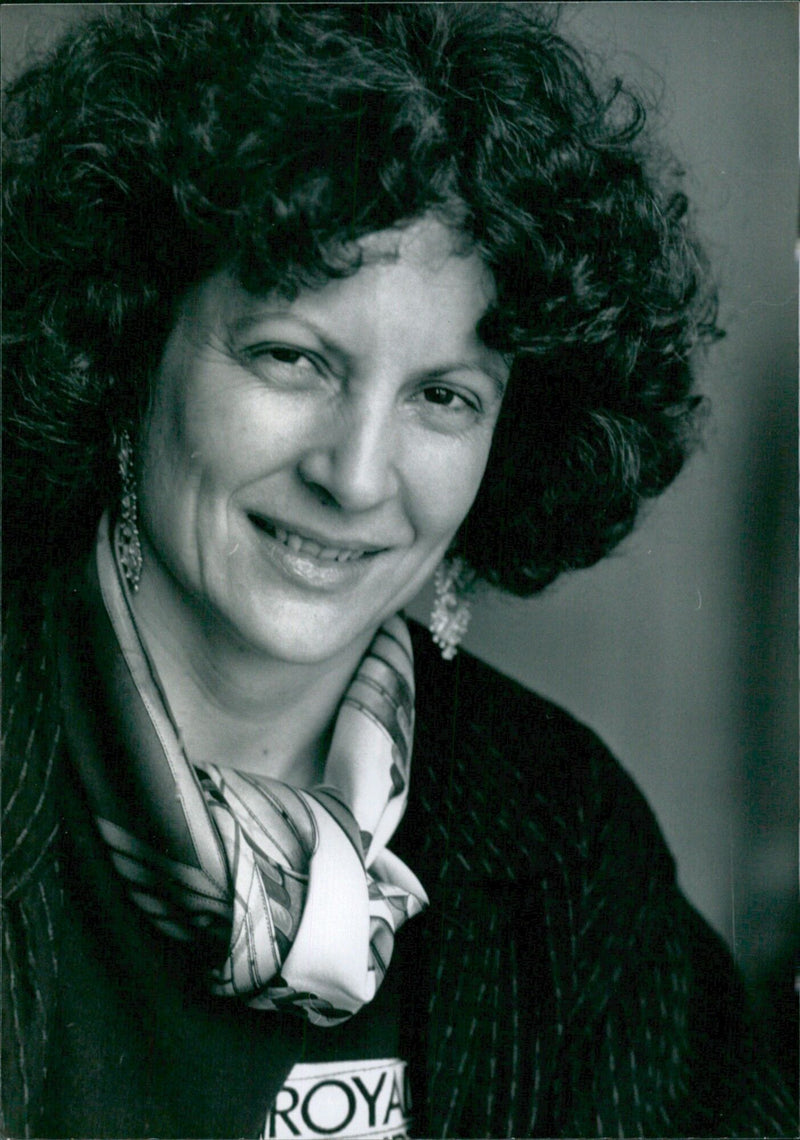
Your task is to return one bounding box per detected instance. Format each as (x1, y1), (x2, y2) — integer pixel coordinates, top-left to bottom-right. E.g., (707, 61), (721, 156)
(225, 604), (377, 668)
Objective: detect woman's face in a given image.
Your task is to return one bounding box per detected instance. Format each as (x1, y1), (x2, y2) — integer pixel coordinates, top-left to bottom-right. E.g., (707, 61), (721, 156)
(136, 218), (509, 666)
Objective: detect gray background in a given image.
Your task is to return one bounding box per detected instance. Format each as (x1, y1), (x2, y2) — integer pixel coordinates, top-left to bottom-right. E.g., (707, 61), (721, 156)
(3, 3), (797, 1001)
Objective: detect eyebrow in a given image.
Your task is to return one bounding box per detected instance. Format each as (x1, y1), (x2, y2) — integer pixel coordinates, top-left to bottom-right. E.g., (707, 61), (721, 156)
(231, 310), (342, 354)
(231, 308), (510, 398)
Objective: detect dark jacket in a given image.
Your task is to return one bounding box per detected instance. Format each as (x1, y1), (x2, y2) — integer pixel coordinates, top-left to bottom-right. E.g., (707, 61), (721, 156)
(2, 582), (797, 1138)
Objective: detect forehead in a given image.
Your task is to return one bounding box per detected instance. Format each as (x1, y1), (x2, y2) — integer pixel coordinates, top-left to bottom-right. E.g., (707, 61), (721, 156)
(356, 216), (477, 272)
(273, 218), (497, 340)
(204, 217), (498, 343)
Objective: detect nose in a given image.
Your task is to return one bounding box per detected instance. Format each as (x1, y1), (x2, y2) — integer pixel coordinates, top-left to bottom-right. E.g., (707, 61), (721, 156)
(297, 398), (400, 513)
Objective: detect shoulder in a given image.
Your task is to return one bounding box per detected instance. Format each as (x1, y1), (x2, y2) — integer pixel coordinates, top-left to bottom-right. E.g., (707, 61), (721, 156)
(406, 624), (798, 1133)
(407, 618), (675, 890)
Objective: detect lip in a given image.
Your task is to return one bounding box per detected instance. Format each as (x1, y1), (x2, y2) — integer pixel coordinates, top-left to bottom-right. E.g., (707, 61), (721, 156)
(247, 512), (388, 591)
(247, 513), (390, 556)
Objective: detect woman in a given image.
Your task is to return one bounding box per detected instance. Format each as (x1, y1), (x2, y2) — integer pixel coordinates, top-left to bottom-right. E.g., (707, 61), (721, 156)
(2, 4), (795, 1137)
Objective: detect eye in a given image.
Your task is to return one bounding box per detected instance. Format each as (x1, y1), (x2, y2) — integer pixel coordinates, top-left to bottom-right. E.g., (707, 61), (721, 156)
(265, 346), (305, 365)
(418, 383), (481, 419)
(239, 343), (326, 387)
(423, 386), (465, 408)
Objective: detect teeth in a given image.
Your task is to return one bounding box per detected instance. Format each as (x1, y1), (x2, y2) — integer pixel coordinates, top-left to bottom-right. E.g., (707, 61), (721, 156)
(260, 519), (367, 562)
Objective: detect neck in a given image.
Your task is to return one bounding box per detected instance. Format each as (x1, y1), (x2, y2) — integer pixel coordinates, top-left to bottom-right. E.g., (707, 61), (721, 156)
(128, 576), (374, 789)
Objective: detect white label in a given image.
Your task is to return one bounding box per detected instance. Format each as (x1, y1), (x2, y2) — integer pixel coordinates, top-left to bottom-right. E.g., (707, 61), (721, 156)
(263, 1058), (411, 1140)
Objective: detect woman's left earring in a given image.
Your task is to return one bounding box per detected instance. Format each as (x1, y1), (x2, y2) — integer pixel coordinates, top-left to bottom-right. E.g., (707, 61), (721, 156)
(116, 429), (143, 592)
(430, 557), (473, 661)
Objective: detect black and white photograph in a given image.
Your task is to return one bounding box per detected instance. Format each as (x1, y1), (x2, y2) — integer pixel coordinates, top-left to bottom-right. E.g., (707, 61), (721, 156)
(2, 4), (797, 1137)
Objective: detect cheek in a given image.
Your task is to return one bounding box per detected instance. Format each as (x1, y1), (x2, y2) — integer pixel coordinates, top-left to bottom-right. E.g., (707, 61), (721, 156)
(140, 365), (200, 487)
(144, 387), (245, 499)
(138, 381), (215, 541)
(408, 434), (494, 537)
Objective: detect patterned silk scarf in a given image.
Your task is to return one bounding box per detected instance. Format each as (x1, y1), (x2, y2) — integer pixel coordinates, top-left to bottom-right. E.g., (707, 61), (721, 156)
(69, 513), (428, 1027)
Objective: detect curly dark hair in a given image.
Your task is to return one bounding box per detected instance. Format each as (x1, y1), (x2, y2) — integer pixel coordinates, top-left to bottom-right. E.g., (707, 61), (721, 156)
(3, 2), (720, 597)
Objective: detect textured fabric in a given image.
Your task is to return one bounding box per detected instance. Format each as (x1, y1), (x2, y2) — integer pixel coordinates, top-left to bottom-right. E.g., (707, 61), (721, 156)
(67, 516), (426, 1027)
(2, 578), (798, 1138)
(396, 634), (799, 1138)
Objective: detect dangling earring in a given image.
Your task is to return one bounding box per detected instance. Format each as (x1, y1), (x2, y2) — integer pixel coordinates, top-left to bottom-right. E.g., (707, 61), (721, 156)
(430, 557), (473, 661)
(116, 428), (143, 592)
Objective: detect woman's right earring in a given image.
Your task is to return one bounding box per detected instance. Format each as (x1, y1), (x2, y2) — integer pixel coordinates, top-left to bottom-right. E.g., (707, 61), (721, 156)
(430, 557), (473, 661)
(116, 429), (143, 592)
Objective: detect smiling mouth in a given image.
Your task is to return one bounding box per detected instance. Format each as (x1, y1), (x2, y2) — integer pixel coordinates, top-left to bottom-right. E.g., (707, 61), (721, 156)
(248, 515), (383, 563)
